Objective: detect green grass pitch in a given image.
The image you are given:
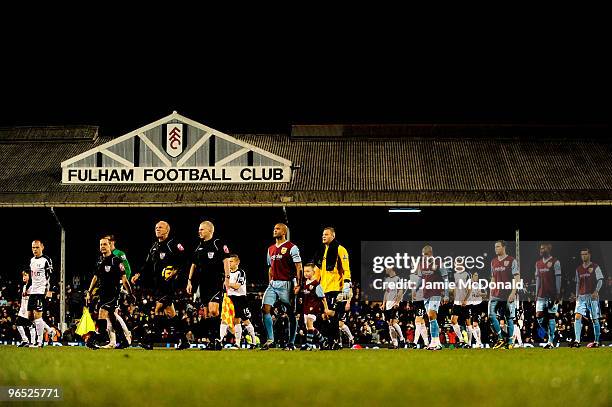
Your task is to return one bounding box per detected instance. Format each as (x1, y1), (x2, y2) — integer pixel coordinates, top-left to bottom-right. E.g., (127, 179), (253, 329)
(0, 346), (610, 406)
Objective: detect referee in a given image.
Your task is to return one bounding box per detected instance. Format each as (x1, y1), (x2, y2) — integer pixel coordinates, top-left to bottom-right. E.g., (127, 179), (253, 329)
(187, 221), (231, 350)
(131, 221), (189, 350)
(85, 236), (134, 349)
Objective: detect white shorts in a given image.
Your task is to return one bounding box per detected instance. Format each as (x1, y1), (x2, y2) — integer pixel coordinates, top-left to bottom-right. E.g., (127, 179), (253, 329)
(424, 296), (441, 313)
(304, 314), (317, 322)
(18, 301), (29, 319)
(536, 298), (558, 314)
(575, 295), (601, 319)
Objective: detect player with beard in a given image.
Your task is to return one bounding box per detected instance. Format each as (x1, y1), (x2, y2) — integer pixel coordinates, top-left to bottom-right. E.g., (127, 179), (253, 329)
(261, 223), (303, 350)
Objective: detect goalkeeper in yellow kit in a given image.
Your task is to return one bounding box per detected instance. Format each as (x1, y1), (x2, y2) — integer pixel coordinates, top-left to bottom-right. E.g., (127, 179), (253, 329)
(314, 227), (352, 350)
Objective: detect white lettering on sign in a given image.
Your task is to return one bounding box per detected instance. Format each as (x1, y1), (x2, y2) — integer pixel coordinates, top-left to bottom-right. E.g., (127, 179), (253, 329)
(166, 124), (183, 157)
(62, 166), (291, 184)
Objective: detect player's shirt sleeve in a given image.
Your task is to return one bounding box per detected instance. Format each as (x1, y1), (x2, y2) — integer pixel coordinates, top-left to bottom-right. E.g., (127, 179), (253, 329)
(535, 265), (540, 296)
(511, 259), (519, 275)
(594, 266), (603, 281)
(440, 266), (449, 298)
(554, 260), (561, 295)
(141, 245), (155, 275)
(338, 245), (351, 282)
(595, 266), (604, 293)
(315, 284), (325, 298)
(575, 269), (579, 297)
(45, 256), (54, 275)
(191, 243), (200, 265)
(44, 256), (53, 290)
(267, 247), (272, 267)
(116, 250), (131, 277)
(169, 239), (187, 271)
(382, 277), (390, 302)
(215, 238), (231, 260)
(173, 240), (186, 254)
(237, 270), (246, 286)
(290, 245), (302, 263)
(94, 258), (102, 278)
(113, 256), (126, 276)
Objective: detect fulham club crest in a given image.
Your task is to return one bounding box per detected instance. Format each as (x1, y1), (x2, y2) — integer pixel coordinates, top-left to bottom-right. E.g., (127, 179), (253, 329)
(166, 124), (183, 157)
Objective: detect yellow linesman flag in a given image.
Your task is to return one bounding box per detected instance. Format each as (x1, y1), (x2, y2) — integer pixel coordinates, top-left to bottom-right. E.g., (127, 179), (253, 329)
(221, 293), (235, 334)
(75, 306), (96, 336)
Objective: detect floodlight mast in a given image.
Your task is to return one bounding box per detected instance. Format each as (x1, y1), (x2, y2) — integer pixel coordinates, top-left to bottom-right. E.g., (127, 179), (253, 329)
(50, 207), (67, 333)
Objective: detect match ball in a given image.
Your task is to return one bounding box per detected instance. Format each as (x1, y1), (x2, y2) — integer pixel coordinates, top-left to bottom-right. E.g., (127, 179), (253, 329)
(162, 266), (175, 280)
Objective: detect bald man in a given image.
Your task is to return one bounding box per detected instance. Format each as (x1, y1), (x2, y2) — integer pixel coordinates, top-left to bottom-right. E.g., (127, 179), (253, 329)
(261, 223), (303, 350)
(26, 240), (53, 347)
(187, 221), (231, 350)
(131, 221), (189, 350)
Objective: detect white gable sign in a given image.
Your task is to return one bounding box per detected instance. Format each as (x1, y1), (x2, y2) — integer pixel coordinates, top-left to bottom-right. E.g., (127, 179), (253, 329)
(61, 112), (292, 184)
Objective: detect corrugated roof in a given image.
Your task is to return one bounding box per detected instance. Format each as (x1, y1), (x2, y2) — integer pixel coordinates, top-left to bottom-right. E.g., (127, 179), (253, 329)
(0, 126), (610, 206)
(0, 126), (98, 142)
(290, 124), (608, 139)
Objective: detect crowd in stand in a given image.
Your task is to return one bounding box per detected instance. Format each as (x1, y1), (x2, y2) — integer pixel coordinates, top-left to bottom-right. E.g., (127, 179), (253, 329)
(1, 273), (610, 347)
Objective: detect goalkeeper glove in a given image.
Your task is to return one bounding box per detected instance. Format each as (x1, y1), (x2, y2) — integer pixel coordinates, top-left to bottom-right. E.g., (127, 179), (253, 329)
(343, 281), (351, 296)
(335, 281), (352, 301)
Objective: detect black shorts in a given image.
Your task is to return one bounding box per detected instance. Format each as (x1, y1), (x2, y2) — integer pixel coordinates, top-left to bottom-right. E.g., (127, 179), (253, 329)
(470, 302), (486, 323)
(325, 291), (346, 321)
(99, 296), (119, 311)
(452, 304), (473, 321)
(384, 307), (399, 321)
(340, 312), (349, 323)
(202, 289), (223, 304)
(154, 293), (175, 307)
(27, 294), (45, 312)
(16, 316), (32, 326)
(230, 296), (252, 321)
(412, 301), (426, 318)
(200, 279), (223, 304)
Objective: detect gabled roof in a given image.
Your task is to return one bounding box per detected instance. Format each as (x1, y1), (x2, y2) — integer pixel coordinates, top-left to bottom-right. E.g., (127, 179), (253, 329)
(61, 111), (291, 170)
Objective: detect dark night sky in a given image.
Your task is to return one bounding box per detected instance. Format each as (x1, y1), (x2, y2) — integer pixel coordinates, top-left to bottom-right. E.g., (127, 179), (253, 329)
(1, 21), (608, 138)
